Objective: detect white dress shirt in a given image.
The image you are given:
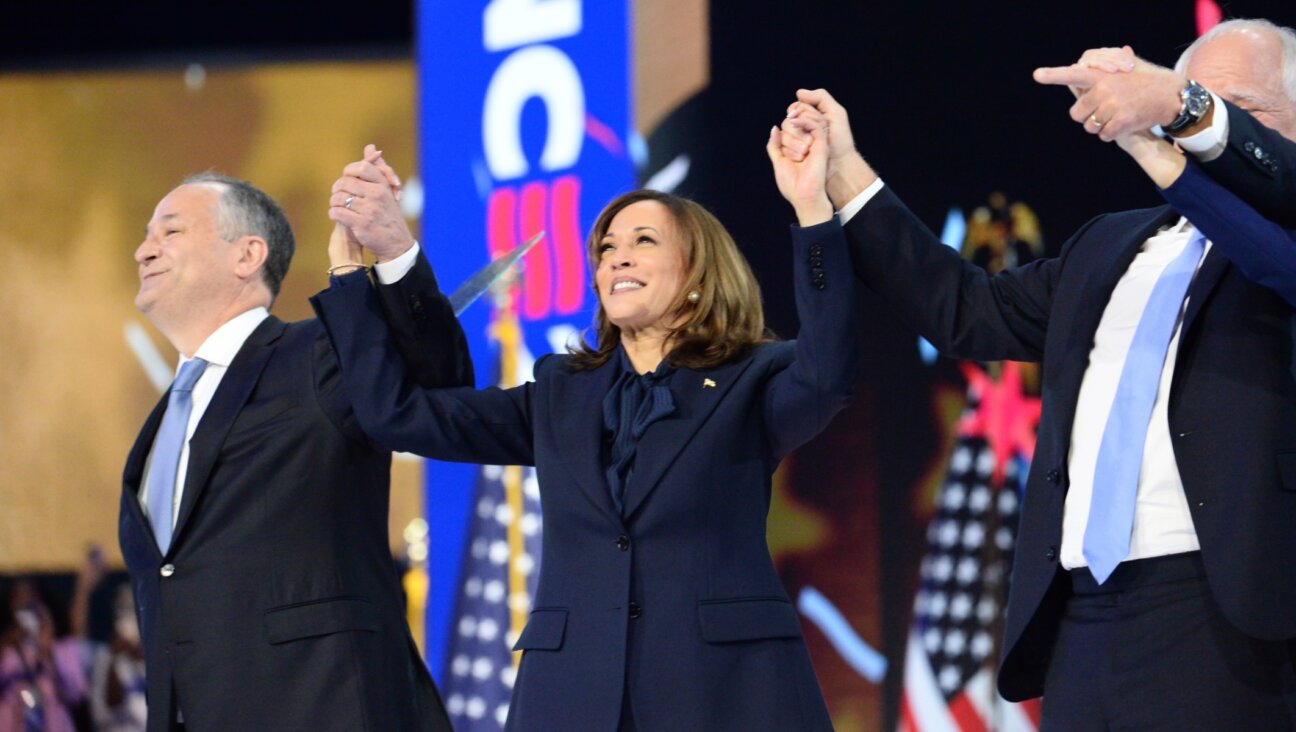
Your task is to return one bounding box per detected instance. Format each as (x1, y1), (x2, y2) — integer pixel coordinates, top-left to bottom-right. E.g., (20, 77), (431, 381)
(1157, 90), (1230, 162)
(372, 242), (422, 284)
(1059, 219), (1209, 568)
(138, 307), (269, 528)
(840, 114), (1225, 569)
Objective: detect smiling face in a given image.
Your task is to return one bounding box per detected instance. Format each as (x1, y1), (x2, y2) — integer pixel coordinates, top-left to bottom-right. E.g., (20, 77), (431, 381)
(134, 183), (239, 329)
(1188, 27), (1296, 141)
(594, 199), (690, 339)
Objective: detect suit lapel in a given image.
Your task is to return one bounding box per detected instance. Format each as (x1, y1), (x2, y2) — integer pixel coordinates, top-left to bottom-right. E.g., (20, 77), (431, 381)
(622, 357), (754, 520)
(170, 317), (285, 546)
(122, 392), (171, 552)
(548, 359), (622, 525)
(1063, 209), (1179, 364)
(1049, 207), (1179, 449)
(1178, 245), (1230, 341)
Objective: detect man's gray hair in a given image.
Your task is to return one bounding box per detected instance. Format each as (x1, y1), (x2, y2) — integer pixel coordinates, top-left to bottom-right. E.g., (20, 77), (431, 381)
(182, 172), (296, 301)
(1175, 18), (1296, 104)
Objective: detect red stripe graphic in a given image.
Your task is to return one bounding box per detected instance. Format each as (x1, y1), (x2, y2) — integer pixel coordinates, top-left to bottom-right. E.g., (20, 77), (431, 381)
(487, 186), (518, 262)
(486, 177), (586, 320)
(519, 181), (551, 320)
(550, 175), (585, 315)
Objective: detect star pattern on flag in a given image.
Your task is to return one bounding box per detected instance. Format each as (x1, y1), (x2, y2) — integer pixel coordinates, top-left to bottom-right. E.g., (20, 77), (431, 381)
(901, 362), (1042, 732)
(913, 433), (1020, 700)
(442, 465), (543, 730)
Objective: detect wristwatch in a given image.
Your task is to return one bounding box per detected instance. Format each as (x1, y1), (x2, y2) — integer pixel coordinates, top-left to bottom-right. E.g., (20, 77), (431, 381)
(1163, 80), (1212, 134)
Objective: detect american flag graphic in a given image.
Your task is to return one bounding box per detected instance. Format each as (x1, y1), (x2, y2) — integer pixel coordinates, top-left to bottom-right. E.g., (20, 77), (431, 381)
(898, 361), (1042, 732)
(441, 309), (543, 730)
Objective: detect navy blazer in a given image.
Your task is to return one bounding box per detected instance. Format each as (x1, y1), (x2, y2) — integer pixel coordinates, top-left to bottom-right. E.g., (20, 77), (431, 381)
(120, 258), (471, 732)
(842, 106), (1296, 702)
(313, 220), (857, 731)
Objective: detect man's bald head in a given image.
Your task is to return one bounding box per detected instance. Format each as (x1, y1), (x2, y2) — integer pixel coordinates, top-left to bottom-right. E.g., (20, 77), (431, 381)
(1176, 19), (1296, 141)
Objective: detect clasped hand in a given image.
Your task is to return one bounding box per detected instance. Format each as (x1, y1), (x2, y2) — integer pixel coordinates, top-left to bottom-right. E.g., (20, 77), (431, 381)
(328, 144), (410, 269)
(1033, 45), (1190, 142)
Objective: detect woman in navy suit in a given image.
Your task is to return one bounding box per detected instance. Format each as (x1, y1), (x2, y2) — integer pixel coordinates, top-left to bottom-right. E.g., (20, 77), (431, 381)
(313, 125), (854, 730)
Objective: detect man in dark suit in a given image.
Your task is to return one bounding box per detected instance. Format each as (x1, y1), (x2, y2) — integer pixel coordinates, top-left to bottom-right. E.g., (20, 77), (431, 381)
(120, 151), (472, 731)
(781, 18), (1296, 729)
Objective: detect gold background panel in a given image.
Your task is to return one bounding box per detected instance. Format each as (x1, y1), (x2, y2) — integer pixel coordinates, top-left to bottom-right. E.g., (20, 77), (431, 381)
(0, 61), (423, 571)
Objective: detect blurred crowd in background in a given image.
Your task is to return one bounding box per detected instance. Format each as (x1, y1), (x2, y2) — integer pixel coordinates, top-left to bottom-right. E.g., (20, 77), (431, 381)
(0, 553), (145, 732)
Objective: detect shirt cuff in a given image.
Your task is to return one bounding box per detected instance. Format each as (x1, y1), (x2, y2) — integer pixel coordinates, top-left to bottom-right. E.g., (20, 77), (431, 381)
(1157, 91), (1228, 162)
(837, 178), (887, 225)
(373, 241), (421, 284)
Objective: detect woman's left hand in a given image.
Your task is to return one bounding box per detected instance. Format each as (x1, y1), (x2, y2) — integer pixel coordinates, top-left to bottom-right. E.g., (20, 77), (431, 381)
(767, 121), (834, 226)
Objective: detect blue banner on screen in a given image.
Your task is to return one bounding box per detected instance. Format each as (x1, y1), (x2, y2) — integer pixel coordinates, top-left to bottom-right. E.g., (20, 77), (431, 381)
(416, 0), (634, 681)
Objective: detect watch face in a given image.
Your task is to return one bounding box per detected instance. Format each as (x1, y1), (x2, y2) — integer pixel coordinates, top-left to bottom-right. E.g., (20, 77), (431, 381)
(1184, 84), (1211, 118)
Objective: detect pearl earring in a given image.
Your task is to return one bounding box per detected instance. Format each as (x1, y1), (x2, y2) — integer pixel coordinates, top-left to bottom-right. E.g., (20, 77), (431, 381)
(687, 290), (701, 304)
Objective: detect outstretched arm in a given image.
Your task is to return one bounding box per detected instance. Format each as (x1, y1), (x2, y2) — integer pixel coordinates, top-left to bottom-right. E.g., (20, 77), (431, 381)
(1118, 130), (1296, 306)
(761, 116), (858, 459)
(1035, 46), (1296, 227)
(325, 146), (475, 389)
(779, 88), (1060, 363)
(311, 271), (536, 465)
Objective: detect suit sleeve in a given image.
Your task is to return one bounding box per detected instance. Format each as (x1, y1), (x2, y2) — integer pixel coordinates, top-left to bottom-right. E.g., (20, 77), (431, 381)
(373, 251), (476, 388)
(844, 185), (1073, 362)
(1161, 158), (1296, 306)
(1198, 100), (1296, 228)
(310, 272), (536, 466)
(762, 219), (858, 460)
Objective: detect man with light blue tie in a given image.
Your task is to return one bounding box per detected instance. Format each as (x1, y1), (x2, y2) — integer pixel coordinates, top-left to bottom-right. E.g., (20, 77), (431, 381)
(781, 17), (1296, 730)
(120, 150), (471, 731)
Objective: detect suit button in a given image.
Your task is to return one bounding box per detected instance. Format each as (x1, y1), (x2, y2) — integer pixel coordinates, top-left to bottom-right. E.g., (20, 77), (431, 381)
(809, 245), (823, 256)
(615, 535), (630, 551)
(629, 602), (642, 619)
(160, 564), (176, 577)
(1045, 547), (1057, 562)
(1254, 146), (1266, 159)
(1046, 469), (1060, 484)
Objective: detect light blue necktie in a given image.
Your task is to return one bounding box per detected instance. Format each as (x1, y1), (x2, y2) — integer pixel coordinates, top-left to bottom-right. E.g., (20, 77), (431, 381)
(1083, 229), (1206, 583)
(145, 357), (208, 554)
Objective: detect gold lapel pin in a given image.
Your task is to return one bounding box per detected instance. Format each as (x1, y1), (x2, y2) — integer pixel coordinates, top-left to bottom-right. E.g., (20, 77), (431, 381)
(703, 378), (716, 388)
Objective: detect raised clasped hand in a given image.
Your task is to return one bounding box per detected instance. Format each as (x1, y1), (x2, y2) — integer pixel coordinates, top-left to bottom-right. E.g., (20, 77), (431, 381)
(1034, 45), (1188, 142)
(328, 143), (412, 263)
(767, 119), (833, 226)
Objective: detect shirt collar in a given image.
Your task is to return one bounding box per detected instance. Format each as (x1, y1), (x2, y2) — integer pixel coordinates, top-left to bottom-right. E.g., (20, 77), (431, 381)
(181, 307), (269, 371)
